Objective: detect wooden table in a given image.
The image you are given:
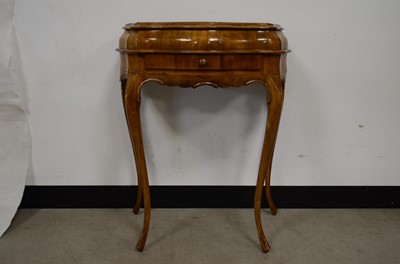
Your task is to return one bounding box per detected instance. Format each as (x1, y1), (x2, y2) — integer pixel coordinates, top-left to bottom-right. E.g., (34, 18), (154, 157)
(117, 22), (290, 253)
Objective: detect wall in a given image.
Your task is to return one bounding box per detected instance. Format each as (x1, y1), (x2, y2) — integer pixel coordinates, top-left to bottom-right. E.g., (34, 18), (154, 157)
(13, 0), (400, 186)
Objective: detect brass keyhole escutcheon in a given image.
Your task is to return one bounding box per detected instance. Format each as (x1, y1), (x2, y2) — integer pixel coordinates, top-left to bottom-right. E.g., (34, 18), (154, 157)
(199, 58), (207, 66)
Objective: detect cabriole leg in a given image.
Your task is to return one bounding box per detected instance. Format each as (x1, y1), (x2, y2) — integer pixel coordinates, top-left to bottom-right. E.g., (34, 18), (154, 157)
(121, 78), (143, 214)
(254, 75), (284, 253)
(124, 75), (151, 252)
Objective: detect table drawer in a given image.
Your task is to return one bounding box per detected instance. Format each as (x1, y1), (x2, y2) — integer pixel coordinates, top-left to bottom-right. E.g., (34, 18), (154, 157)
(144, 54), (263, 70)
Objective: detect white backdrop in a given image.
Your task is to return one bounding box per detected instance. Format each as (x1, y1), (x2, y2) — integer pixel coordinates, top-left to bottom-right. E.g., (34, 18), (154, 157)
(12, 0), (400, 186)
(0, 0), (30, 236)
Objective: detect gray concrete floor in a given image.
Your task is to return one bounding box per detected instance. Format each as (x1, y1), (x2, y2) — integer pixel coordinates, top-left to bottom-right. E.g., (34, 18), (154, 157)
(0, 209), (399, 264)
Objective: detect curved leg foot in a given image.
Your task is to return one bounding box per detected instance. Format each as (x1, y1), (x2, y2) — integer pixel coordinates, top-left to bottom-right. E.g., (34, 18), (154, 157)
(265, 164), (278, 216)
(135, 181), (151, 252)
(255, 176), (271, 253)
(124, 75), (151, 251)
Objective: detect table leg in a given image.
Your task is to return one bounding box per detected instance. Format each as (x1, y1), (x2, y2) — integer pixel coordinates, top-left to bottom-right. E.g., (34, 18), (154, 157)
(265, 164), (277, 215)
(124, 75), (151, 252)
(264, 78), (284, 216)
(254, 76), (284, 253)
(121, 78), (143, 214)
(265, 77), (284, 216)
(133, 180), (144, 214)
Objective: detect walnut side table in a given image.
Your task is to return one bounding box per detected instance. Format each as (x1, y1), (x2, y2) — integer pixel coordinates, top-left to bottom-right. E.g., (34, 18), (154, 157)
(117, 22), (289, 253)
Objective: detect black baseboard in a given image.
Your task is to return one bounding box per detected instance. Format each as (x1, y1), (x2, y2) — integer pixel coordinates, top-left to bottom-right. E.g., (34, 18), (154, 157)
(19, 186), (399, 208)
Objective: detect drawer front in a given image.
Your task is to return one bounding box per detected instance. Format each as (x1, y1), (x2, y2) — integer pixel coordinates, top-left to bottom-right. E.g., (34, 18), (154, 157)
(175, 55), (220, 69)
(144, 54), (262, 70)
(221, 55), (262, 70)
